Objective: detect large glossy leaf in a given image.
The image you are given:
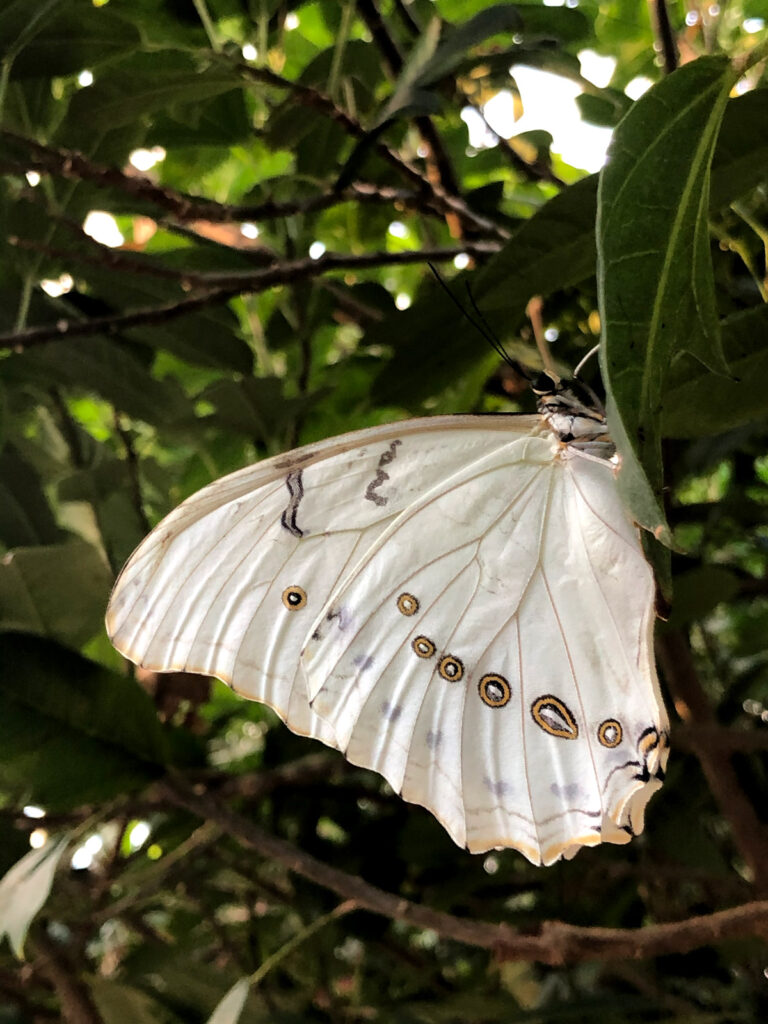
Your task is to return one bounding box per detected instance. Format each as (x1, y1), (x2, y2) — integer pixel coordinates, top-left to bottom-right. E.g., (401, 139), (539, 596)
(598, 55), (737, 541)
(371, 78), (767, 414)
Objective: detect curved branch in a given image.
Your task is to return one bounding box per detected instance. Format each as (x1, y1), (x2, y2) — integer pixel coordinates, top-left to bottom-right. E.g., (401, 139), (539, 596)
(163, 775), (768, 964)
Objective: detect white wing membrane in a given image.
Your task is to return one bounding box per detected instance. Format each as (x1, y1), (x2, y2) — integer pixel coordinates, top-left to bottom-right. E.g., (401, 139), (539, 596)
(303, 435), (668, 863)
(107, 413), (667, 864)
(107, 416), (539, 742)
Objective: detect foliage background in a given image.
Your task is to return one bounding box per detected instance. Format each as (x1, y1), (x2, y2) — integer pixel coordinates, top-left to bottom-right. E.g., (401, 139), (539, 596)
(1, 0), (768, 1021)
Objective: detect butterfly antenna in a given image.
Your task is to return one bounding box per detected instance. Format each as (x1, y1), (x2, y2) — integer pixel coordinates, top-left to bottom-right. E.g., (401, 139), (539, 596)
(426, 264), (531, 380)
(571, 343), (605, 413)
(463, 282), (533, 381)
(572, 343), (600, 379)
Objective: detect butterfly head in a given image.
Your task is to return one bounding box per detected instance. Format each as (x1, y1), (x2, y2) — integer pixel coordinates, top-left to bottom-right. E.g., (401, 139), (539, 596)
(532, 372), (610, 446)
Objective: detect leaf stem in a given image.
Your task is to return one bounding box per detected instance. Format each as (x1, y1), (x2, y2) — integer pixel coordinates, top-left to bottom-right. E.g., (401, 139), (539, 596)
(192, 0), (221, 52)
(248, 901), (356, 988)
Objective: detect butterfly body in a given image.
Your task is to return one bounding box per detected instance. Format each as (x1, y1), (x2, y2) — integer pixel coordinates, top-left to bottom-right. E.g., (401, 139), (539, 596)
(107, 399), (668, 865)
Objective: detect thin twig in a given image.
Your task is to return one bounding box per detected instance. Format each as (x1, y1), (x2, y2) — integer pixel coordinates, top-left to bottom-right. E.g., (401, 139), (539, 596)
(650, 0), (678, 74)
(163, 775), (768, 964)
(0, 244), (500, 352)
(113, 413), (151, 537)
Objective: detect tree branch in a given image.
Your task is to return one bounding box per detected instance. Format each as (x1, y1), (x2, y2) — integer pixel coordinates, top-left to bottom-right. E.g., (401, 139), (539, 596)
(163, 774), (768, 964)
(1, 133), (439, 224)
(30, 931), (104, 1024)
(0, 244), (500, 351)
(657, 630), (768, 894)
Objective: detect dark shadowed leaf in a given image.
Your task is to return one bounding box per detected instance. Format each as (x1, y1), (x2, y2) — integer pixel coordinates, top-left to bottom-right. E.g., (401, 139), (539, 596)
(1, 338), (194, 426)
(0, 541), (111, 646)
(0, 634), (179, 808)
(1, 6), (140, 77)
(0, 448), (61, 548)
(662, 304), (768, 438)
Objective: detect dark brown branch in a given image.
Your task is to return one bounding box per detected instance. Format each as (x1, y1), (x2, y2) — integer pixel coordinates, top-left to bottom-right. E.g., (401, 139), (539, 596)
(2, 135), (431, 224)
(650, 0), (678, 74)
(657, 631), (768, 894)
(163, 775), (768, 964)
(0, 243), (500, 351)
(31, 931), (104, 1024)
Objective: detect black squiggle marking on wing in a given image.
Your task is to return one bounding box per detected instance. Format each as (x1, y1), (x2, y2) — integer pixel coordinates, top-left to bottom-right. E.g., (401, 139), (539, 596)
(364, 439), (401, 506)
(280, 471), (305, 537)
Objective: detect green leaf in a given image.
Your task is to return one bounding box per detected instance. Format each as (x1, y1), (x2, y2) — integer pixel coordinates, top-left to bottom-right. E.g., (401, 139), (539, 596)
(415, 4), (589, 89)
(0, 835), (68, 958)
(710, 88), (768, 206)
(1, 6), (141, 77)
(0, 541), (112, 646)
(0, 0), (67, 60)
(1, 337), (194, 426)
(0, 448), (61, 548)
(89, 978), (176, 1024)
(665, 567), (740, 628)
(598, 55), (737, 543)
(207, 978), (251, 1024)
(0, 634), (178, 808)
(61, 50), (242, 131)
(661, 304), (768, 438)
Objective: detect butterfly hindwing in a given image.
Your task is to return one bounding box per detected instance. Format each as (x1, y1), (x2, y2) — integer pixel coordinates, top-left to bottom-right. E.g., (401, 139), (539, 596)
(303, 436), (668, 863)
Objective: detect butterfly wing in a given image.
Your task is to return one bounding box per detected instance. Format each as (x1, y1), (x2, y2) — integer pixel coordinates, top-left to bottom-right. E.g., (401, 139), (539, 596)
(303, 435), (668, 863)
(106, 415), (539, 743)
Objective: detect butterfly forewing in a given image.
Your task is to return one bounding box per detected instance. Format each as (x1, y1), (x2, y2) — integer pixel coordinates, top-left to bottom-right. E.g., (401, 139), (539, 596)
(106, 415), (539, 743)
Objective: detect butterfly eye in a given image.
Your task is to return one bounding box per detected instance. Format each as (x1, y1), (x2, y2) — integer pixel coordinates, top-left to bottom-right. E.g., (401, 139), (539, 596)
(597, 719), (623, 748)
(478, 674), (511, 708)
(438, 655), (464, 682)
(412, 636), (436, 658)
(531, 695), (579, 739)
(282, 586), (307, 610)
(396, 593), (419, 616)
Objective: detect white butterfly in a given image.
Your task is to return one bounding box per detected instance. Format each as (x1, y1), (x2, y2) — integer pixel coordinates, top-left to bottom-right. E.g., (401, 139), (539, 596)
(106, 380), (668, 866)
